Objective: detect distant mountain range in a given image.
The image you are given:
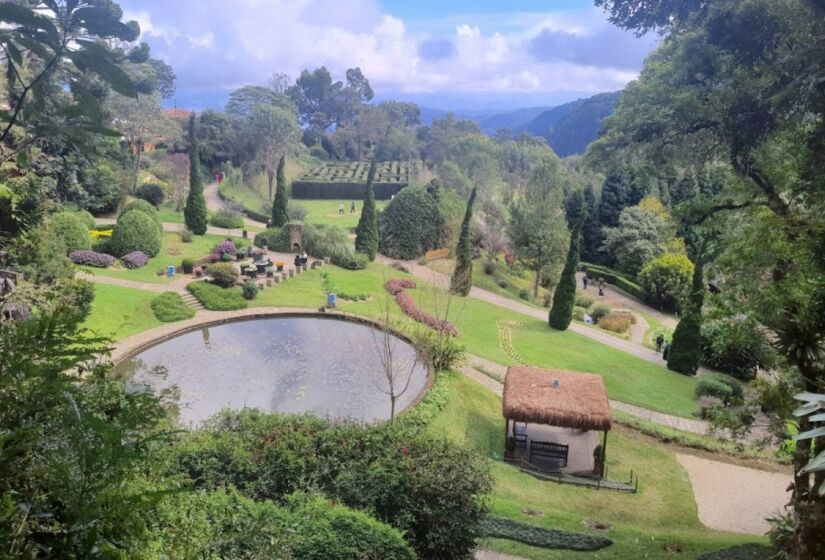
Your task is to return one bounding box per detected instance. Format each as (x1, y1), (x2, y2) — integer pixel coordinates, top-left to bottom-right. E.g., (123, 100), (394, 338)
(421, 90), (623, 157)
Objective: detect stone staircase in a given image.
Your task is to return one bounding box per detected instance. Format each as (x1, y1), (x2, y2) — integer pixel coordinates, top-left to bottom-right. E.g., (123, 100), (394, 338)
(180, 290), (205, 311)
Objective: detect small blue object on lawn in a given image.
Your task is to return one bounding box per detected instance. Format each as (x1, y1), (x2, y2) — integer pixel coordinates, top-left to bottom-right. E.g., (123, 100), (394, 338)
(166, 265), (176, 278)
(327, 293), (336, 308)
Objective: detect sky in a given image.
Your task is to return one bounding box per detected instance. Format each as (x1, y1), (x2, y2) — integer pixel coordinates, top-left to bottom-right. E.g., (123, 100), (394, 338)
(118, 0), (659, 111)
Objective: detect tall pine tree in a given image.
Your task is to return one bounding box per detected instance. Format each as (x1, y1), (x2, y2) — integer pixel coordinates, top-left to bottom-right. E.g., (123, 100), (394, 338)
(355, 161), (379, 260)
(667, 258), (704, 375)
(271, 155), (289, 227)
(549, 191), (584, 331)
(184, 113), (208, 235)
(450, 188), (477, 296)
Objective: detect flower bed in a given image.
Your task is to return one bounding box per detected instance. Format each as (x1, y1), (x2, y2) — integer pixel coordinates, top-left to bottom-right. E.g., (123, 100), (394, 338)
(385, 278), (458, 336)
(70, 250), (115, 268)
(121, 251), (149, 269)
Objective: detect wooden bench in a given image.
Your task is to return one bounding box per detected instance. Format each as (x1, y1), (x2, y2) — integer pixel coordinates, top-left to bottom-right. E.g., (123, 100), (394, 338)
(529, 441), (569, 468)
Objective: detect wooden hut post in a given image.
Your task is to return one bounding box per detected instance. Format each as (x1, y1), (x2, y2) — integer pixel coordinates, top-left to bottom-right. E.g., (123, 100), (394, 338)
(601, 430), (609, 476)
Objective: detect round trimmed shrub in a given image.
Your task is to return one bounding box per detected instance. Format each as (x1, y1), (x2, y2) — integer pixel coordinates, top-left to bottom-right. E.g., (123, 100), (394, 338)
(121, 199), (163, 234)
(181, 258), (195, 274)
(110, 210), (162, 257)
(73, 209), (96, 230)
(180, 228), (194, 243)
(206, 263), (238, 288)
(49, 212), (90, 254)
(135, 183), (166, 206)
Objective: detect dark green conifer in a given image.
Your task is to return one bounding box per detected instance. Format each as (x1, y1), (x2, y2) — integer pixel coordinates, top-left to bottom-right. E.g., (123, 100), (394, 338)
(667, 259), (704, 375)
(355, 161), (379, 260)
(548, 224), (581, 330)
(271, 155), (289, 227)
(450, 188), (477, 296)
(184, 113), (208, 235)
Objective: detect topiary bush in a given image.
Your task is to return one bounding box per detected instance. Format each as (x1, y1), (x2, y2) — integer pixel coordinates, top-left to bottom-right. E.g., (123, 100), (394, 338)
(120, 199), (163, 234)
(187, 281), (247, 310)
(72, 209), (96, 230)
(151, 292), (195, 322)
(110, 210), (162, 257)
(548, 228), (580, 331)
(49, 212), (90, 254)
(479, 516), (612, 551)
(121, 251), (149, 269)
(639, 253), (694, 312)
(181, 258), (195, 274)
(210, 208), (245, 229)
(135, 183), (166, 206)
(69, 250), (115, 268)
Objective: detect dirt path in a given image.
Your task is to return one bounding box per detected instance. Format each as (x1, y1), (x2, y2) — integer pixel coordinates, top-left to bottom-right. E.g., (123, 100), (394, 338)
(676, 454), (790, 535)
(578, 271), (678, 330)
(203, 181), (268, 229)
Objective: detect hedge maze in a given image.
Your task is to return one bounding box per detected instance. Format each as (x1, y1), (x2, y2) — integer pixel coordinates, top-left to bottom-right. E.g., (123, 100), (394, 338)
(293, 161), (420, 199)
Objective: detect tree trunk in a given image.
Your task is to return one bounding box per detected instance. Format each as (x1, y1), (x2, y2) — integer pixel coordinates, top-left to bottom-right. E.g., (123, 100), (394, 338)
(390, 396), (396, 424)
(533, 269), (540, 298)
(267, 169), (274, 201)
(132, 137), (143, 194)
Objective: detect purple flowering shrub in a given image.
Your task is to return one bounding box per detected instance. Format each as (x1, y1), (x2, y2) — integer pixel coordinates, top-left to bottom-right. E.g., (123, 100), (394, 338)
(70, 250), (115, 268)
(214, 239), (237, 258)
(121, 251), (149, 269)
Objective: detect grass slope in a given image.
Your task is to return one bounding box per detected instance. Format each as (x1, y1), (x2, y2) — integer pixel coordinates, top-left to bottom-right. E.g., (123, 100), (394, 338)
(81, 284), (162, 340)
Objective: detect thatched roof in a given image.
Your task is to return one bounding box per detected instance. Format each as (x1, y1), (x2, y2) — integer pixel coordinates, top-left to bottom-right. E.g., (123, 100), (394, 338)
(502, 367), (612, 431)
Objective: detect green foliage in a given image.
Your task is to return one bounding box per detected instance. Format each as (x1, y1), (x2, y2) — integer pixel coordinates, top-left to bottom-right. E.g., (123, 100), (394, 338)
(179, 228), (194, 243)
(242, 279), (259, 300)
(205, 263), (238, 288)
(639, 253), (694, 312)
(379, 182), (462, 260)
(187, 282), (247, 311)
(3, 229), (74, 284)
(293, 161), (417, 199)
(150, 292), (195, 322)
(479, 516), (612, 551)
(549, 224), (580, 330)
(209, 208), (245, 229)
(180, 258), (195, 274)
(695, 375), (743, 406)
(110, 210), (162, 257)
(355, 161), (379, 260)
(602, 202), (676, 276)
(48, 212), (90, 254)
(135, 183), (166, 206)
(184, 114), (209, 235)
(413, 327), (466, 371)
(583, 263), (646, 300)
(590, 304), (613, 323)
(0, 313), (170, 558)
(575, 293), (595, 308)
(121, 199), (163, 234)
(271, 156), (290, 227)
(700, 316), (776, 381)
(304, 224), (367, 270)
(169, 410), (493, 560)
(668, 261), (704, 375)
(695, 543), (778, 560)
(450, 188), (477, 296)
(254, 227), (291, 252)
(72, 209), (96, 230)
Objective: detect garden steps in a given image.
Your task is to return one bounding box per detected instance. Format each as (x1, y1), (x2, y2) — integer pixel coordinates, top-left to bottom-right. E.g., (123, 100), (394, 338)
(180, 291), (205, 311)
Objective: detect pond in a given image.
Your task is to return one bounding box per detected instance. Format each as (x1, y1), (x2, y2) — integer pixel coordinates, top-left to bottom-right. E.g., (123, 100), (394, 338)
(115, 316), (430, 426)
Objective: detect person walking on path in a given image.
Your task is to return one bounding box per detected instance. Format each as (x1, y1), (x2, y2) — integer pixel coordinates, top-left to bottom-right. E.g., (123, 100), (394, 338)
(350, 201), (356, 214)
(662, 341), (671, 360)
(583, 273), (589, 290)
(598, 278), (605, 297)
(656, 333), (665, 352)
(338, 203), (344, 215)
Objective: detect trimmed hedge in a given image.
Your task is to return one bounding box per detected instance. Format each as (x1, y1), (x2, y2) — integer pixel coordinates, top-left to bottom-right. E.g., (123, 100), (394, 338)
(293, 180), (407, 200)
(121, 199), (163, 234)
(70, 250), (115, 268)
(582, 263), (645, 301)
(49, 212), (90, 254)
(696, 544), (777, 560)
(205, 263), (238, 288)
(696, 375), (743, 405)
(72, 209), (96, 230)
(151, 292), (195, 322)
(187, 281), (247, 311)
(110, 210), (162, 257)
(479, 516), (612, 551)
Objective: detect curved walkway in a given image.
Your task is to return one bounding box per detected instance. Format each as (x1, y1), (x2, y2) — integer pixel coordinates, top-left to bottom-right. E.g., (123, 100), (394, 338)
(204, 181), (269, 229)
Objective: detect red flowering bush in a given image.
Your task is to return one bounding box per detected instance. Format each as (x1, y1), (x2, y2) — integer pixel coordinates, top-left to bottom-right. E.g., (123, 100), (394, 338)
(387, 278), (458, 336)
(385, 279), (417, 295)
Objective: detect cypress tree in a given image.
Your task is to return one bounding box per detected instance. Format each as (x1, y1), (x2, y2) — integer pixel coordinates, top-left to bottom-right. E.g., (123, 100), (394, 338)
(667, 259), (704, 375)
(355, 161), (379, 260)
(271, 155), (289, 227)
(184, 113), (208, 235)
(548, 222), (581, 331)
(450, 188), (477, 296)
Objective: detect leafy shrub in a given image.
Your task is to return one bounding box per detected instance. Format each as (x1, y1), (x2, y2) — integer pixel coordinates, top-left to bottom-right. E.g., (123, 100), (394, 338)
(480, 516), (612, 551)
(696, 543), (777, 560)
(309, 146), (330, 160)
(69, 250), (115, 268)
(49, 212), (90, 254)
(253, 227), (290, 251)
(180, 229), (194, 243)
(72, 209), (96, 230)
(496, 278), (509, 289)
(110, 210), (162, 257)
(151, 292), (195, 322)
(305, 224), (362, 269)
(169, 410), (493, 560)
(639, 253), (694, 312)
(701, 317), (776, 381)
(120, 199), (163, 234)
(590, 304), (612, 323)
(572, 306), (588, 321)
(483, 261), (496, 275)
(518, 289), (530, 300)
(288, 202), (308, 221)
(695, 375), (743, 405)
(210, 208), (245, 229)
(582, 263), (645, 300)
(206, 263), (238, 288)
(575, 293), (595, 308)
(599, 311), (635, 333)
(135, 183), (165, 206)
(121, 251), (148, 269)
(214, 239), (237, 258)
(413, 328), (466, 371)
(242, 279), (259, 300)
(181, 258), (195, 274)
(187, 281), (247, 310)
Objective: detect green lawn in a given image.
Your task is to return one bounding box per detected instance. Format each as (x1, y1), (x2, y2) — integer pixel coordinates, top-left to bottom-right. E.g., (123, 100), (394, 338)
(81, 284), (162, 340)
(291, 199), (389, 228)
(82, 232), (241, 284)
(428, 372), (764, 560)
(156, 205), (185, 224)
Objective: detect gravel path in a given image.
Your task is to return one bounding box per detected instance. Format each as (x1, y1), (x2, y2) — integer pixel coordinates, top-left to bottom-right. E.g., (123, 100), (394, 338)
(676, 454), (790, 535)
(203, 181), (269, 229)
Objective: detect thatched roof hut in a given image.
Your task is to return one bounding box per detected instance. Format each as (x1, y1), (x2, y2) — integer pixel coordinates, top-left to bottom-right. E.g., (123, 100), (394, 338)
(502, 366), (612, 432)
